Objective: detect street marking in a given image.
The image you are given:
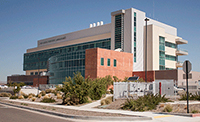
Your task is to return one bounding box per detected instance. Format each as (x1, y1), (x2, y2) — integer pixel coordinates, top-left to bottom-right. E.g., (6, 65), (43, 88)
(154, 115), (174, 119)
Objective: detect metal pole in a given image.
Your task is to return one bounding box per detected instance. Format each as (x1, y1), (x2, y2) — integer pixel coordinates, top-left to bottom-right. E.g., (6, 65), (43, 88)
(144, 18), (149, 83)
(186, 61), (189, 113)
(38, 58), (40, 95)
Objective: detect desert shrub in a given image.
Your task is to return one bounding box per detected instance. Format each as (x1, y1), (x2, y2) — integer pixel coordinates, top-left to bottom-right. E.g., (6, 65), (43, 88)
(28, 93), (35, 97)
(110, 88), (113, 94)
(18, 95), (24, 99)
(37, 94), (42, 98)
(52, 89), (58, 95)
(43, 95), (49, 99)
(21, 103), (28, 106)
(20, 92), (28, 99)
(45, 89), (52, 94)
(57, 72), (114, 105)
(57, 94), (62, 99)
(191, 110), (199, 113)
(105, 97), (113, 105)
(40, 97), (56, 103)
(13, 85), (21, 94)
(122, 94), (170, 111)
(28, 95), (33, 99)
(10, 95), (18, 99)
(40, 91), (46, 96)
(101, 99), (106, 105)
(48, 94), (51, 97)
(32, 97), (36, 101)
(163, 104), (173, 112)
(0, 92), (12, 97)
(180, 93), (200, 101)
(106, 91), (110, 94)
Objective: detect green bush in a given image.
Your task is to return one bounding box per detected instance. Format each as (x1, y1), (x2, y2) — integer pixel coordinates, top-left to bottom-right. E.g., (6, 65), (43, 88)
(163, 104), (173, 112)
(0, 92), (12, 97)
(10, 95), (18, 99)
(40, 97), (56, 103)
(122, 94), (170, 111)
(110, 88), (113, 94)
(57, 72), (114, 105)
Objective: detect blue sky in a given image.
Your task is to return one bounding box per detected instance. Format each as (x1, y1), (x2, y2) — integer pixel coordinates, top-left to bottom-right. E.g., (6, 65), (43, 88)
(0, 0), (199, 83)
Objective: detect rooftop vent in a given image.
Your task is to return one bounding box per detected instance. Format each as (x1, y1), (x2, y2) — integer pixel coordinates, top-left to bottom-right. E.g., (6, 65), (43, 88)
(89, 21), (104, 28)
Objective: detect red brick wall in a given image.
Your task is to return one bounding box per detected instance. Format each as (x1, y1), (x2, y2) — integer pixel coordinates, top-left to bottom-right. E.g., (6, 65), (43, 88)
(85, 48), (133, 80)
(132, 71), (155, 82)
(33, 76), (48, 87)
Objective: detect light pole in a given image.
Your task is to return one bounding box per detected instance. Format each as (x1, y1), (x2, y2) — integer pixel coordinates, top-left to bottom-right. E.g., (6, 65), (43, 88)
(145, 18), (149, 82)
(38, 58), (40, 95)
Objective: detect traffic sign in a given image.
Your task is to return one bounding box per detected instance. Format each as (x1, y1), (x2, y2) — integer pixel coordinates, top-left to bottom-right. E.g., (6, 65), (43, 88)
(183, 60), (192, 73)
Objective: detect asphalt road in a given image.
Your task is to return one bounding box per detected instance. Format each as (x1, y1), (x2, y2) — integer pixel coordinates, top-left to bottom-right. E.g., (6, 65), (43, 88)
(0, 104), (74, 122)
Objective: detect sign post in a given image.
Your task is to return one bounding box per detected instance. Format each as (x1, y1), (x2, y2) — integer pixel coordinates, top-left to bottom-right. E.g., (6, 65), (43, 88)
(183, 60), (192, 113)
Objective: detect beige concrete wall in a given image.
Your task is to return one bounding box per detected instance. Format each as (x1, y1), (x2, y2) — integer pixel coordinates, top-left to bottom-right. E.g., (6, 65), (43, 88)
(26, 69), (47, 75)
(124, 8), (132, 53)
(145, 24), (177, 70)
(38, 23), (111, 47)
(178, 70), (200, 87)
(27, 33), (111, 53)
(152, 25), (165, 70)
(165, 60), (176, 69)
(165, 47), (176, 56)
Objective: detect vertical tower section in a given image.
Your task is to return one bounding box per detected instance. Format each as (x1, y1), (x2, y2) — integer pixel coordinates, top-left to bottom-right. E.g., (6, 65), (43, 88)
(114, 14), (124, 50)
(111, 10), (125, 51)
(159, 36), (165, 70)
(133, 12), (137, 62)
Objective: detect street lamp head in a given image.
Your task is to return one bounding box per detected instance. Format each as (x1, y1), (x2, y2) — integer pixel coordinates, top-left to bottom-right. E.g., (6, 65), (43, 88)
(145, 18), (149, 21)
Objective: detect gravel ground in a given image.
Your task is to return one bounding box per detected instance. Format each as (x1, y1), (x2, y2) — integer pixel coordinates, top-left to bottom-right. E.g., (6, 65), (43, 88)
(103, 98), (200, 113)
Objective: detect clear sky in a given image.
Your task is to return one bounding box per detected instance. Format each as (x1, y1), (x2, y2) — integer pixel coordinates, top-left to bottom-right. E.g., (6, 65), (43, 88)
(0, 0), (200, 83)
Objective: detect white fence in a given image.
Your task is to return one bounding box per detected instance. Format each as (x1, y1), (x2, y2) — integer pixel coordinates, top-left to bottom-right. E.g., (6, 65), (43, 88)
(113, 80), (174, 100)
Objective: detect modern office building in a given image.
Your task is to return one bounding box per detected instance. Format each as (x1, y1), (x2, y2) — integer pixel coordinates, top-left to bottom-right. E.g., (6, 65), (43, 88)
(23, 8), (188, 84)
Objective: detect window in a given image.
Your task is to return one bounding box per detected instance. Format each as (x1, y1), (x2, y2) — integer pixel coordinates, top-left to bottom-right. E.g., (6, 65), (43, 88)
(114, 59), (117, 67)
(101, 58), (104, 66)
(35, 72), (38, 75)
(30, 72), (34, 75)
(165, 41), (177, 49)
(107, 59), (110, 66)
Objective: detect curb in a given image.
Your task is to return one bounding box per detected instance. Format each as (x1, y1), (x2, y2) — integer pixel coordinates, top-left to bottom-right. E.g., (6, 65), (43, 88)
(155, 112), (200, 117)
(0, 101), (152, 121)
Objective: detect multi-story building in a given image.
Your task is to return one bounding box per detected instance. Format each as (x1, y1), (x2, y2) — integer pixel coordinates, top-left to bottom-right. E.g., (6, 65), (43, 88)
(23, 8), (188, 84)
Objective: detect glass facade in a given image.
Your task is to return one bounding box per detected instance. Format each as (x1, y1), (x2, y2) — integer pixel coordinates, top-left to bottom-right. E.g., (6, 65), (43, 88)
(165, 55), (176, 61)
(165, 41), (177, 49)
(134, 12), (137, 62)
(115, 14), (124, 50)
(24, 38), (111, 84)
(159, 36), (165, 70)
